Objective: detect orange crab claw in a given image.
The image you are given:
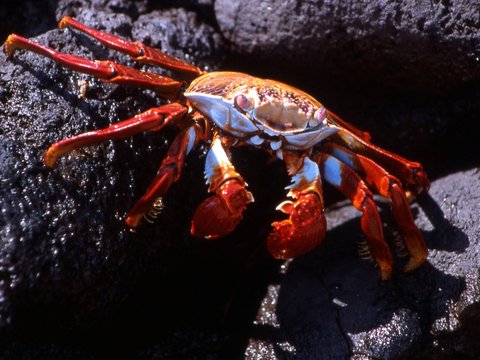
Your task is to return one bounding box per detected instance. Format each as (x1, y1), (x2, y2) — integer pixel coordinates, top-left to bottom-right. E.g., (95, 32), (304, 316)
(267, 192), (326, 259)
(191, 179), (253, 239)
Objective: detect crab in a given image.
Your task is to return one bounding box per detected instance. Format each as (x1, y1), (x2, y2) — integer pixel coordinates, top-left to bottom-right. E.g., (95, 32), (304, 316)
(3, 17), (429, 280)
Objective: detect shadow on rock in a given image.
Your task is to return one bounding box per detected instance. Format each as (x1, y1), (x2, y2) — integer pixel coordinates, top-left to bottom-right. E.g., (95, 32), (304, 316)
(419, 193), (469, 253)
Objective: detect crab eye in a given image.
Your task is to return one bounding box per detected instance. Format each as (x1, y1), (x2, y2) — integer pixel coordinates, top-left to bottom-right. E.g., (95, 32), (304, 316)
(314, 108), (327, 123)
(234, 94), (253, 112)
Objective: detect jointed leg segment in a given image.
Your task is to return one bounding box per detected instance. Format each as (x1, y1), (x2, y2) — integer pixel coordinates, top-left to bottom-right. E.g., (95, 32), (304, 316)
(45, 103), (188, 167)
(4, 33), (183, 99)
(317, 142), (428, 278)
(336, 129), (429, 194)
(126, 120), (207, 227)
(317, 153), (394, 279)
(58, 16), (204, 80)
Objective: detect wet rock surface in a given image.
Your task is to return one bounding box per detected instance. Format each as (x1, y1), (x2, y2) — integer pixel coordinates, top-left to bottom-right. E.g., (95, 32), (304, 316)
(247, 168), (480, 358)
(0, 0), (479, 359)
(0, 2), (231, 358)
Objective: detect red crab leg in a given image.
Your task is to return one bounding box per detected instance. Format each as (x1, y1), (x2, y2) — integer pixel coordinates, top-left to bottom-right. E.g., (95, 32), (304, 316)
(3, 34), (183, 99)
(58, 16), (204, 80)
(190, 136), (254, 239)
(45, 103), (188, 167)
(324, 143), (428, 272)
(126, 120), (207, 228)
(317, 153), (394, 280)
(267, 152), (327, 259)
(336, 128), (429, 195)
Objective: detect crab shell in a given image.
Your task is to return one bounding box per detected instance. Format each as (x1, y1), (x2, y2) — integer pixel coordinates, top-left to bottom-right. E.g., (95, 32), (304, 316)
(184, 72), (340, 152)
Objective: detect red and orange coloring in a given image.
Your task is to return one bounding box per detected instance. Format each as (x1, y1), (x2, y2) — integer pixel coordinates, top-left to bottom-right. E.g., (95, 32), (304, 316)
(4, 17), (429, 280)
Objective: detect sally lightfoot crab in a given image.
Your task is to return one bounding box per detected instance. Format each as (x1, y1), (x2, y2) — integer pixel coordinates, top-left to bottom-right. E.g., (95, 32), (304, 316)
(4, 17), (429, 280)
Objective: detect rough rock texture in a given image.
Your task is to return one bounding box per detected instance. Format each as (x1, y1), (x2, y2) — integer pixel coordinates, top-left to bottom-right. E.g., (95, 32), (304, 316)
(0, 0), (479, 359)
(215, 0), (480, 94)
(0, 0), (225, 344)
(246, 168), (480, 359)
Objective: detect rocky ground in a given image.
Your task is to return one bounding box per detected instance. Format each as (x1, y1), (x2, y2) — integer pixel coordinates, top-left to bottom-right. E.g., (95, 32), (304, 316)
(0, 0), (479, 359)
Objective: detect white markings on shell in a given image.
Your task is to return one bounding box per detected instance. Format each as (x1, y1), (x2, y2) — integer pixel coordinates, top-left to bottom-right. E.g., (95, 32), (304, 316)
(185, 72), (340, 150)
(284, 126), (340, 149)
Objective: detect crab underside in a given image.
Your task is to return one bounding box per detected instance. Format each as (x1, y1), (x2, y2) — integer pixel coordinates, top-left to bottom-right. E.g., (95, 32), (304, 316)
(4, 17), (430, 280)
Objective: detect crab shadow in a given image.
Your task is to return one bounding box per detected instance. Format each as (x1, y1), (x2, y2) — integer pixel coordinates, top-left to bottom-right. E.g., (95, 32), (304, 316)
(235, 195), (469, 359)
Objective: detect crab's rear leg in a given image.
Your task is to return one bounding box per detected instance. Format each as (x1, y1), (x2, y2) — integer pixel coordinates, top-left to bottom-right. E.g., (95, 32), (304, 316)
(58, 16), (204, 80)
(267, 152), (327, 259)
(324, 143), (428, 272)
(126, 118), (208, 227)
(4, 34), (182, 99)
(45, 103), (188, 167)
(190, 136), (254, 239)
(336, 128), (429, 195)
(317, 153), (394, 280)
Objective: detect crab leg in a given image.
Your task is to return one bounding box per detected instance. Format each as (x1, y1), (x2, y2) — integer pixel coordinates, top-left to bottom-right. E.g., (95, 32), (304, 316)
(58, 16), (204, 80)
(190, 136), (254, 239)
(317, 153), (394, 280)
(3, 34), (183, 99)
(125, 120), (207, 228)
(323, 143), (428, 272)
(45, 103), (188, 167)
(336, 128), (429, 195)
(267, 152), (327, 259)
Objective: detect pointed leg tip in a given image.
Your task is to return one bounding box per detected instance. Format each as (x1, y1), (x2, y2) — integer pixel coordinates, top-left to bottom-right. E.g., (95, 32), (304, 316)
(3, 34), (19, 57)
(44, 146), (60, 168)
(125, 214), (141, 228)
(402, 255), (427, 273)
(379, 266), (392, 281)
(58, 16), (73, 29)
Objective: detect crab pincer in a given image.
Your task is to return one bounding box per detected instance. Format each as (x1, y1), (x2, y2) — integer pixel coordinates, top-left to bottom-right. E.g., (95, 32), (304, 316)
(268, 192), (326, 259)
(191, 179), (253, 239)
(190, 136), (254, 239)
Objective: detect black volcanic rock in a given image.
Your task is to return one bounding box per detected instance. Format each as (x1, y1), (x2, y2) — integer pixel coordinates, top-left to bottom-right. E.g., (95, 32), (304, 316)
(0, 6), (224, 330)
(0, 0), (479, 359)
(246, 168), (480, 359)
(215, 0), (480, 94)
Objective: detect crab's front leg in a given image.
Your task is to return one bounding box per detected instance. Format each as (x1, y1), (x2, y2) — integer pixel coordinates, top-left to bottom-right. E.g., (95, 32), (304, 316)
(126, 118), (207, 228)
(267, 151), (327, 259)
(190, 136), (254, 239)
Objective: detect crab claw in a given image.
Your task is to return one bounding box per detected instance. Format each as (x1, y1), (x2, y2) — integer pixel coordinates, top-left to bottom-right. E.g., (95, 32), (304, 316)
(267, 192), (326, 259)
(191, 179), (254, 239)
